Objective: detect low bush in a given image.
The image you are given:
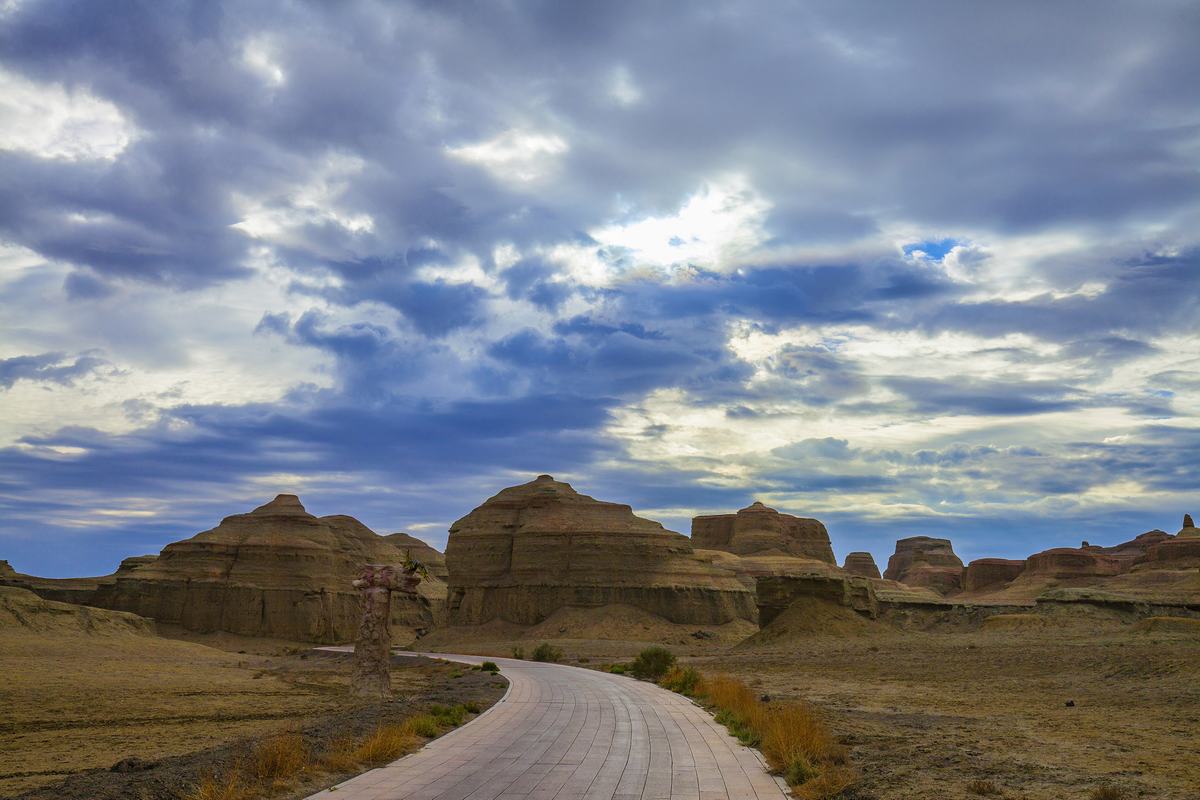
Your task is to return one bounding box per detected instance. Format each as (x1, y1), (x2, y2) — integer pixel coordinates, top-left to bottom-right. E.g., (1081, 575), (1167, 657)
(464, 700), (483, 714)
(511, 646), (525, 659)
(480, 661), (500, 673)
(605, 663), (626, 675)
(628, 646), (676, 680)
(531, 643), (562, 662)
(403, 713), (442, 738)
(658, 665), (701, 696)
(188, 768), (250, 800)
(431, 703), (469, 727)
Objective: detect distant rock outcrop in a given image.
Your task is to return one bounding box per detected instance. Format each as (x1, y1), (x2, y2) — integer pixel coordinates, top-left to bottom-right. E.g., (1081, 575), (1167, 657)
(11, 495), (447, 643)
(842, 552), (881, 579)
(883, 537), (964, 594)
(1023, 547), (1122, 578)
(1185, 513), (1195, 530)
(0, 560), (13, 578)
(692, 501), (835, 563)
(963, 558), (1025, 592)
(382, 532), (449, 580)
(1142, 515), (1200, 565)
(444, 475), (756, 627)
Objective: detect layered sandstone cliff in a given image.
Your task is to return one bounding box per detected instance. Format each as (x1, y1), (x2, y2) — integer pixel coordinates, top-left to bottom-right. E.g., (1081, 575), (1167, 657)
(884, 536), (964, 594)
(17, 495), (447, 643)
(692, 501), (835, 563)
(382, 532), (449, 580)
(842, 552), (881, 579)
(444, 475), (756, 626)
(1143, 515), (1200, 565)
(963, 558), (1025, 592)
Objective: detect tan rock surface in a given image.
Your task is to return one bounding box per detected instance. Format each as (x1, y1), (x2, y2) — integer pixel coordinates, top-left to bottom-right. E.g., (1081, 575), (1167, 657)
(963, 558), (1025, 592)
(883, 536), (964, 594)
(691, 501), (835, 562)
(81, 495), (447, 643)
(382, 532), (449, 580)
(1023, 547), (1122, 578)
(842, 551), (881, 578)
(443, 474), (756, 627)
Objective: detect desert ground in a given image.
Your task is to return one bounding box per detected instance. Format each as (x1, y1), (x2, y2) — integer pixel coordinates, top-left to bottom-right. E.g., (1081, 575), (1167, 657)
(0, 587), (505, 800)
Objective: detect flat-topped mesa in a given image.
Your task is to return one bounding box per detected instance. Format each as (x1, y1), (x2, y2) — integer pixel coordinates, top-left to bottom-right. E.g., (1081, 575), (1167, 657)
(382, 532), (449, 580)
(842, 551), (881, 579)
(1023, 547), (1122, 578)
(691, 501), (835, 563)
(883, 536), (964, 594)
(444, 475), (756, 627)
(87, 494), (447, 643)
(963, 558), (1025, 592)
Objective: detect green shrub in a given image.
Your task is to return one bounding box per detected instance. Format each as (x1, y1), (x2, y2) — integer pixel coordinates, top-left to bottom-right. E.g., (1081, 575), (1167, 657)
(531, 643), (562, 663)
(659, 665), (701, 696)
(404, 714), (441, 738)
(429, 704), (467, 727)
(606, 663), (626, 675)
(785, 758), (817, 786)
(629, 646), (676, 680)
(511, 646), (525, 659)
(463, 700), (482, 714)
(480, 661), (500, 673)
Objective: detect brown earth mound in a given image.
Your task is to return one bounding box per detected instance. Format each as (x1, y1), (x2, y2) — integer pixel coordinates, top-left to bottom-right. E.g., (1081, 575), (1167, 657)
(842, 551), (881, 578)
(963, 558), (1025, 592)
(691, 501), (835, 562)
(0, 586), (152, 636)
(738, 595), (877, 647)
(883, 536), (964, 594)
(382, 532), (449, 580)
(443, 475), (756, 627)
(9, 495), (448, 643)
(980, 613), (1050, 631)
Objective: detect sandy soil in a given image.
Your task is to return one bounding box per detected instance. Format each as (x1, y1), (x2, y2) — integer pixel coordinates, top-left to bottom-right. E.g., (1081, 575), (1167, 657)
(702, 616), (1200, 800)
(0, 614), (505, 798)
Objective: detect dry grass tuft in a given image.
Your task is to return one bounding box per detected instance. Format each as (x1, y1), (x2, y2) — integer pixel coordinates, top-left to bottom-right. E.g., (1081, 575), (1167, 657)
(187, 767), (251, 800)
(1090, 788), (1128, 800)
(323, 724), (421, 772)
(674, 672), (852, 799)
(251, 733), (308, 785)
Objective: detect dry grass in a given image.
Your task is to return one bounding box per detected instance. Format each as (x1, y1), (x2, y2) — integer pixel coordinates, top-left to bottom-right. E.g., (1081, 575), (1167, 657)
(251, 733), (308, 785)
(967, 779), (1003, 795)
(672, 672), (853, 799)
(323, 724), (422, 772)
(188, 766), (252, 800)
(1089, 788), (1127, 800)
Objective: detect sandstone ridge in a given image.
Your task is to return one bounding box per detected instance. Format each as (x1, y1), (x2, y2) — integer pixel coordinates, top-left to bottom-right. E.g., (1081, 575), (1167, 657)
(444, 475), (756, 627)
(884, 536), (964, 594)
(842, 551), (881, 579)
(692, 501), (835, 563)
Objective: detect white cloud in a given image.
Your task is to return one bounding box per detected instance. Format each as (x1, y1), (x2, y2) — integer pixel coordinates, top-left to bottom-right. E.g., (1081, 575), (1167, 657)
(608, 66), (642, 106)
(242, 36), (287, 87)
(0, 67), (139, 161)
(445, 128), (568, 182)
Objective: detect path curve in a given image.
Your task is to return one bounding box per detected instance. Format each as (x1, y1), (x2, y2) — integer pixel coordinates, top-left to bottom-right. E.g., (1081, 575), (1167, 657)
(307, 651), (788, 800)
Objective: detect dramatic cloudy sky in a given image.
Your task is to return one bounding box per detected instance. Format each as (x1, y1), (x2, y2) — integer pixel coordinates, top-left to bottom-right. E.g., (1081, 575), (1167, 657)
(2, 1), (1198, 577)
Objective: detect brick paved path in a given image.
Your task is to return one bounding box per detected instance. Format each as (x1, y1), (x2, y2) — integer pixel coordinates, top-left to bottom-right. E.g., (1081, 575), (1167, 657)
(305, 651), (788, 800)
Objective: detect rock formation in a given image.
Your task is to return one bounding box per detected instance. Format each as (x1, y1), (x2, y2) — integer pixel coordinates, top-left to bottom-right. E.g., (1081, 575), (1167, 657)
(0, 560), (14, 578)
(1023, 547), (1122, 578)
(883, 537), (964, 594)
(78, 495), (447, 643)
(382, 532), (448, 580)
(352, 563), (422, 698)
(691, 501), (835, 563)
(842, 552), (881, 579)
(963, 558), (1025, 592)
(444, 475), (756, 627)
(1142, 515), (1200, 565)
(1185, 513), (1195, 530)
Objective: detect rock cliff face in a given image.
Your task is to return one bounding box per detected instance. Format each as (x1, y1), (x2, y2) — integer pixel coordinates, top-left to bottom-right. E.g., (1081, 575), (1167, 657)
(1143, 515), (1200, 565)
(87, 495), (446, 643)
(382, 532), (449, 580)
(883, 537), (964, 594)
(963, 558), (1025, 592)
(1023, 547), (1122, 578)
(691, 502), (835, 563)
(444, 475), (756, 626)
(842, 552), (881, 579)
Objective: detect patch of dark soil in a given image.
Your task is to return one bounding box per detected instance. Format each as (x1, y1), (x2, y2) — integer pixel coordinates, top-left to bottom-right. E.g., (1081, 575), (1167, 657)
(6, 655), (507, 800)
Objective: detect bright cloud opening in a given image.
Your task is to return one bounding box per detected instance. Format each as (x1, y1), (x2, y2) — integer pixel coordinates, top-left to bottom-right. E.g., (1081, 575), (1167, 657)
(0, 68), (138, 161)
(446, 129), (569, 182)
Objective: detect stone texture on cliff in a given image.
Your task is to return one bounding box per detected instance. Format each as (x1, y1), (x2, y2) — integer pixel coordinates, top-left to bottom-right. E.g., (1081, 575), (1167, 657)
(444, 475), (756, 626)
(963, 558), (1026, 592)
(382, 532), (449, 580)
(1142, 516), (1200, 565)
(691, 501), (835, 563)
(1023, 547), (1123, 578)
(84, 495), (447, 643)
(883, 536), (964, 594)
(842, 551), (881, 579)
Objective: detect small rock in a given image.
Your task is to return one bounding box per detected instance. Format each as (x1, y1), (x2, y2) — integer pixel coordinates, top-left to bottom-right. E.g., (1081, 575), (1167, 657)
(691, 630), (714, 640)
(760, 694), (771, 703)
(1065, 700), (1075, 707)
(110, 757), (158, 773)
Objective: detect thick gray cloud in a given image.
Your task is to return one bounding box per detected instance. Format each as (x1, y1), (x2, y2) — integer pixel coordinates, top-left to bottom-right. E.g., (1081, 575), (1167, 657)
(0, 0), (1197, 576)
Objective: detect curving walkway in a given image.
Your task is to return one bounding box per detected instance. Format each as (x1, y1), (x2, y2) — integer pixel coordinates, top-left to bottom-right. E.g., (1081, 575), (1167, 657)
(306, 651), (788, 800)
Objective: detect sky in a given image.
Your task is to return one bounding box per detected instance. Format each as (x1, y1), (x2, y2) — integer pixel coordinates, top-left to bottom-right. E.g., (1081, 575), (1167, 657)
(1, 1), (1198, 578)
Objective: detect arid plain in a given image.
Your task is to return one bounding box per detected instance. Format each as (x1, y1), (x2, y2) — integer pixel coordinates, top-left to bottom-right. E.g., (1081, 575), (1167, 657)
(3, 476), (1198, 800)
